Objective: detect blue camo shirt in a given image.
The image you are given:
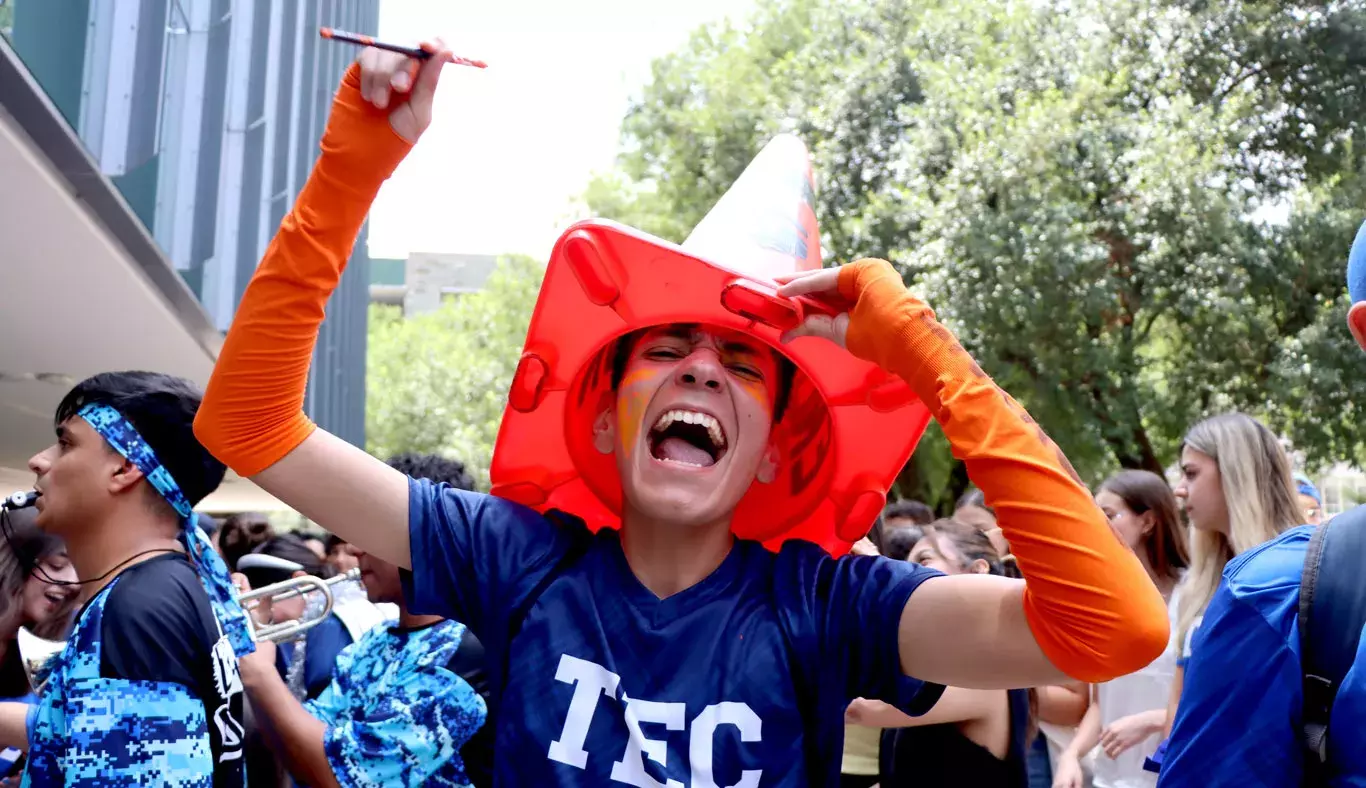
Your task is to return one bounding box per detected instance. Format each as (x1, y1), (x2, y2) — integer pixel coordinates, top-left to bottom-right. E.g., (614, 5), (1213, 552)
(1160, 519), (1366, 788)
(400, 478), (945, 786)
(305, 618), (486, 787)
(23, 556), (244, 787)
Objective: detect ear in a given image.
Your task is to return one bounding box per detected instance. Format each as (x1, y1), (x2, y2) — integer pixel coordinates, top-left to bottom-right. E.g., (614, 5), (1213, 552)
(1138, 511), (1157, 537)
(592, 408), (615, 455)
(1349, 302), (1366, 352)
(107, 458), (145, 496)
(968, 558), (991, 575)
(755, 442), (780, 485)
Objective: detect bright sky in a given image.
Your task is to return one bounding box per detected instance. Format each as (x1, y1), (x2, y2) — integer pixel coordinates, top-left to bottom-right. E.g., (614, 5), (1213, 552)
(368, 0), (754, 262)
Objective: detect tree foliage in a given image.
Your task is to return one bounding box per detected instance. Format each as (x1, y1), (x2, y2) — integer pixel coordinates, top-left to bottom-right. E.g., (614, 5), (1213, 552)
(366, 255), (545, 490)
(587, 0), (1366, 509)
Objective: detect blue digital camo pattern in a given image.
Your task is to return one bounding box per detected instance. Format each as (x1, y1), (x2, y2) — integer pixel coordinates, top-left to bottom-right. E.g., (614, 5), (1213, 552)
(23, 578), (216, 787)
(305, 620), (486, 788)
(77, 403), (254, 660)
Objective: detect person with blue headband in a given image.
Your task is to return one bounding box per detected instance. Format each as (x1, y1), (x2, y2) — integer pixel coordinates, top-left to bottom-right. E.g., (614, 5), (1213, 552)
(1157, 225), (1366, 786)
(0, 371), (253, 786)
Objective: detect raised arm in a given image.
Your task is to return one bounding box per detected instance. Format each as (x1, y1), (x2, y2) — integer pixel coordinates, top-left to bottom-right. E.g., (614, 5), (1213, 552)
(194, 44), (453, 570)
(780, 260), (1169, 688)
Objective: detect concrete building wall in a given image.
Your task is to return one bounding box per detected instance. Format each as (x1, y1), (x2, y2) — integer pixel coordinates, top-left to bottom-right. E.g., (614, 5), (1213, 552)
(367, 252), (500, 317)
(6, 0), (378, 448)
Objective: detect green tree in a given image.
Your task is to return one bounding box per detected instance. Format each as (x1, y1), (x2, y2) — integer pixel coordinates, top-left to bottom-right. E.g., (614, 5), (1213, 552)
(366, 255), (545, 490)
(587, 0), (1366, 507)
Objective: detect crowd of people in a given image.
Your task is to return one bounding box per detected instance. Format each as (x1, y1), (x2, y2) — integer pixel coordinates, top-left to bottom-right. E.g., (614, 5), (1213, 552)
(837, 409), (1331, 787)
(0, 34), (1362, 788)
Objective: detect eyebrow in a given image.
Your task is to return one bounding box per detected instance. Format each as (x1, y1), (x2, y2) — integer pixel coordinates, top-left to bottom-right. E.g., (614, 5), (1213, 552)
(652, 324), (700, 342)
(651, 325), (762, 355)
(719, 340), (762, 357)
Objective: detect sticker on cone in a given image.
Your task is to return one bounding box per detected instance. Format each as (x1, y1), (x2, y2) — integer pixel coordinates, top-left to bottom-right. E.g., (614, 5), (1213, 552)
(490, 135), (930, 555)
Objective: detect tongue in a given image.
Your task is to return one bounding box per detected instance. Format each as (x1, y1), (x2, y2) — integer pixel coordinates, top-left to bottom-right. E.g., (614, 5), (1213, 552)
(655, 437), (716, 467)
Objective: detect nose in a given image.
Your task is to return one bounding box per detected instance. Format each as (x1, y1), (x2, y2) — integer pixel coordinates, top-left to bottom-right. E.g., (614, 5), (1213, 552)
(1172, 482), (1187, 499)
(674, 348), (726, 393)
(28, 445), (55, 477)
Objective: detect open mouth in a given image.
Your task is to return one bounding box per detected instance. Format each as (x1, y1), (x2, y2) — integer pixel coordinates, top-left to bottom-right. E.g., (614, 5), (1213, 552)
(648, 409), (727, 468)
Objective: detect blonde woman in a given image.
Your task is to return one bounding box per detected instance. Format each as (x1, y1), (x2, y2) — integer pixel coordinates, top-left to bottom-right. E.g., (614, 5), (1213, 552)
(1159, 413), (1302, 744)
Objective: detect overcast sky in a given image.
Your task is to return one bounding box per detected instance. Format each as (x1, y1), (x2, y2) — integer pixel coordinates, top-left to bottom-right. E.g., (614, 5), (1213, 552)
(367, 0), (753, 262)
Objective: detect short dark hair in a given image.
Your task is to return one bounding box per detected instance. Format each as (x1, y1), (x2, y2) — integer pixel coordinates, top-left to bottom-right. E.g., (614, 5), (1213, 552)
(241, 533), (328, 589)
(323, 534), (348, 554)
(219, 512), (275, 571)
(882, 524), (925, 562)
(55, 371), (226, 509)
(607, 328), (797, 423)
(955, 487), (993, 515)
(883, 499), (934, 526)
(385, 453), (477, 491)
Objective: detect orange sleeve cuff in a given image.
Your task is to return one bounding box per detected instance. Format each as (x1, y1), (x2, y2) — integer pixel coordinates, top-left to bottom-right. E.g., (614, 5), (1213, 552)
(838, 259), (1169, 682)
(195, 63), (413, 477)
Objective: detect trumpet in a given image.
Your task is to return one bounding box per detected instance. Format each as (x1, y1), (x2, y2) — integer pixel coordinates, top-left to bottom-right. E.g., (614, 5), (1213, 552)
(239, 567), (362, 643)
(15, 568), (363, 694)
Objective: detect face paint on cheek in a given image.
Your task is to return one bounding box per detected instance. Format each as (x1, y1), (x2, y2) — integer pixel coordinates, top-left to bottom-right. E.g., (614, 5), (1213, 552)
(617, 368), (663, 458)
(731, 375), (774, 414)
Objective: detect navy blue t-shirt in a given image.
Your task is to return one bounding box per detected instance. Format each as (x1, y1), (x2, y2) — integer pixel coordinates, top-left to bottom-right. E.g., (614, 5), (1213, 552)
(302, 613), (353, 700)
(401, 478), (944, 786)
(98, 553), (245, 787)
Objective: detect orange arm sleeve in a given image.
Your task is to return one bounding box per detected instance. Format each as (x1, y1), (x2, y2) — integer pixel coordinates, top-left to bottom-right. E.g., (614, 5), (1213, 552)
(194, 64), (413, 476)
(838, 258), (1168, 682)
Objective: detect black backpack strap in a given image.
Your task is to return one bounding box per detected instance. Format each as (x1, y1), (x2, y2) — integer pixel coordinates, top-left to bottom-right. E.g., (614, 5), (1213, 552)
(1299, 507), (1366, 779)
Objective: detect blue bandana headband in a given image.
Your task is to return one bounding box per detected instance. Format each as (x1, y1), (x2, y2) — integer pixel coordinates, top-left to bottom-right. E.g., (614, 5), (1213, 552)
(77, 402), (256, 659)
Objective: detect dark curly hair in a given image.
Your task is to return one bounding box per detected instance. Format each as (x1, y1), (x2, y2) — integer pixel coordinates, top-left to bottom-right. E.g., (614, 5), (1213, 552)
(385, 453), (477, 492)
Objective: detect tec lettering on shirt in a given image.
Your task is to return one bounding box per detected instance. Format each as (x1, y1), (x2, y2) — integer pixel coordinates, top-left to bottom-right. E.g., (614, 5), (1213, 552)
(547, 654), (762, 788)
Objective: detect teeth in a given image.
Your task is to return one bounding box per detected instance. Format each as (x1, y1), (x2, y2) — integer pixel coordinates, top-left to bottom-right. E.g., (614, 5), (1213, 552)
(651, 409), (726, 449)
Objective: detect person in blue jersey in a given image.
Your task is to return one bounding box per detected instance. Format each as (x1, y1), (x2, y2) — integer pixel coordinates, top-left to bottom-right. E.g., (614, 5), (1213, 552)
(234, 453), (492, 788)
(1158, 226), (1366, 787)
(0, 371), (254, 787)
(194, 40), (1170, 785)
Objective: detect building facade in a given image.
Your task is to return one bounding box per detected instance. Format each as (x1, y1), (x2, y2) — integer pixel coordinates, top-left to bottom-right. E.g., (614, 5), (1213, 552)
(370, 252), (500, 317)
(5, 0), (376, 448)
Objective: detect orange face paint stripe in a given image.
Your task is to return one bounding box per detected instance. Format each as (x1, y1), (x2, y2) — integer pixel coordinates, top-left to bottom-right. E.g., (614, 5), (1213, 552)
(616, 368), (662, 457)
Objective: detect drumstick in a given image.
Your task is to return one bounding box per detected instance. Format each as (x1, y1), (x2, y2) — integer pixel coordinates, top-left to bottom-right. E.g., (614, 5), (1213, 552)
(319, 27), (488, 69)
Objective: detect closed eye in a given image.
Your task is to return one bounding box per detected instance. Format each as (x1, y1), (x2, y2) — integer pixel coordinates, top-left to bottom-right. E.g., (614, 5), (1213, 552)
(727, 363), (762, 380)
